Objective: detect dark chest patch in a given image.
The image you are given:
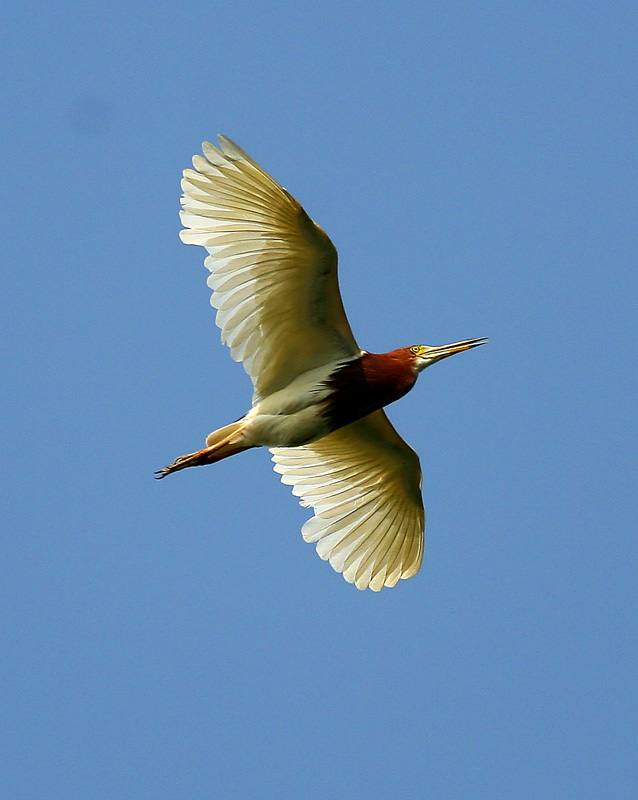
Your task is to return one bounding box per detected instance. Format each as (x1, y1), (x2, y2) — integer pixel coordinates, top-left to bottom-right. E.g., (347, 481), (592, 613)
(322, 350), (417, 431)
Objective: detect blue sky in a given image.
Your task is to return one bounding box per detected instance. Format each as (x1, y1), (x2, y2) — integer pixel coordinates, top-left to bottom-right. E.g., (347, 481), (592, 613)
(2, 1), (636, 798)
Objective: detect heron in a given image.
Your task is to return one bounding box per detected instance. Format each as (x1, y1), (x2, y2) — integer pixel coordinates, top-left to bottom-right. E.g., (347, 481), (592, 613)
(157, 135), (486, 591)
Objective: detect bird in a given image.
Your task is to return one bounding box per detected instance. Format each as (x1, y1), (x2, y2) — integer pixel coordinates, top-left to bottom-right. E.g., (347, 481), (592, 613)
(157, 135), (486, 591)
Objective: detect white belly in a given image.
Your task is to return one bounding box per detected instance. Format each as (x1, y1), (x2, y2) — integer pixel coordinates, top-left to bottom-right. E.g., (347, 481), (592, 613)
(244, 405), (332, 447)
(239, 361), (343, 447)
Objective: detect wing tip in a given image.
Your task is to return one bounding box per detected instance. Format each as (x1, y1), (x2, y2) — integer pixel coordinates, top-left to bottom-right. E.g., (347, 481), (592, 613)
(217, 134), (257, 165)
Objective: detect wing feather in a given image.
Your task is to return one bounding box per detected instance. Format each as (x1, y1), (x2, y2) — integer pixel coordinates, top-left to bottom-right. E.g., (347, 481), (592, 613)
(180, 135), (359, 401)
(271, 410), (425, 591)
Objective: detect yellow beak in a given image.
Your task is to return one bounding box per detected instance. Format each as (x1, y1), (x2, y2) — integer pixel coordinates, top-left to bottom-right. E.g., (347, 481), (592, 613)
(426, 337), (488, 362)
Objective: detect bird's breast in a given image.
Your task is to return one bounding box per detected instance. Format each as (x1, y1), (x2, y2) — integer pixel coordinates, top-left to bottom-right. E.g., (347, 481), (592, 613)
(242, 351), (416, 448)
(321, 350), (417, 431)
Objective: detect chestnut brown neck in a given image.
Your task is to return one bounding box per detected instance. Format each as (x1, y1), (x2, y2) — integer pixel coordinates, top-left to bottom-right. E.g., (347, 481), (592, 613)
(322, 348), (417, 431)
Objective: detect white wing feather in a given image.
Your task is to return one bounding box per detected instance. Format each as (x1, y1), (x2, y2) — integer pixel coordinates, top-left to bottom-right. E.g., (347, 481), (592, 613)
(271, 410), (425, 591)
(180, 135), (360, 403)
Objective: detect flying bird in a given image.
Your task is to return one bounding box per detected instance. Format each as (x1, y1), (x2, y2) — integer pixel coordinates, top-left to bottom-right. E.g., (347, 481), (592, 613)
(157, 135), (486, 591)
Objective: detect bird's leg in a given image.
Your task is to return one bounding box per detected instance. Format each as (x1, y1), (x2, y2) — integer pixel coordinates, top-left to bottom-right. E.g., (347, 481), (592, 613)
(155, 446), (223, 478)
(155, 428), (253, 479)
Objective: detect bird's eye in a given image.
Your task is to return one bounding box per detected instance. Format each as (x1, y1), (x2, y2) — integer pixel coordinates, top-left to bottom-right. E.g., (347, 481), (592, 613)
(410, 346), (420, 354)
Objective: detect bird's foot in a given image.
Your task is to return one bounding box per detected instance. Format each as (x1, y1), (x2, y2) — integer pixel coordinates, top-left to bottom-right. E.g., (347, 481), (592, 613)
(154, 446), (219, 479)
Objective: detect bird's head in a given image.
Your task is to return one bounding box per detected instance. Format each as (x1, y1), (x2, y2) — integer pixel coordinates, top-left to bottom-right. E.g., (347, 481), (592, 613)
(408, 338), (487, 373)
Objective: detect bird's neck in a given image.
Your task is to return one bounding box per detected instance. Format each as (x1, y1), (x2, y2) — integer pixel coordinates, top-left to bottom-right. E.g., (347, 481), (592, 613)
(322, 349), (417, 431)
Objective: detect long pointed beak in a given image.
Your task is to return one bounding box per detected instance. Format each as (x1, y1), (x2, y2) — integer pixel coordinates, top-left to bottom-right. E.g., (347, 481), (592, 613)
(427, 337), (488, 361)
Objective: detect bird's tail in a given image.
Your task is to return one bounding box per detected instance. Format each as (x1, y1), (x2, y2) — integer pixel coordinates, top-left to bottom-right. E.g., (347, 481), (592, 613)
(155, 420), (252, 479)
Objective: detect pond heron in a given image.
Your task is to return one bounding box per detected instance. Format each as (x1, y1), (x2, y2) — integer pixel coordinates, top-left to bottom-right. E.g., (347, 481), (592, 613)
(157, 136), (486, 591)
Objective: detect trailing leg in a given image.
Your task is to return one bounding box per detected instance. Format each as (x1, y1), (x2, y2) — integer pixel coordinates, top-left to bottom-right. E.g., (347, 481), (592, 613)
(155, 420), (253, 478)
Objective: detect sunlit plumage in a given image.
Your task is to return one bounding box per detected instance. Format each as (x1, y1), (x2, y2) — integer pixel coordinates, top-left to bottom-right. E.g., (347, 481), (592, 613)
(157, 135), (486, 591)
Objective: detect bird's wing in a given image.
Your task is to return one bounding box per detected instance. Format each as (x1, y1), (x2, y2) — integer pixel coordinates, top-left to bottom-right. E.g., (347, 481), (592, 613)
(271, 410), (425, 591)
(180, 135), (360, 403)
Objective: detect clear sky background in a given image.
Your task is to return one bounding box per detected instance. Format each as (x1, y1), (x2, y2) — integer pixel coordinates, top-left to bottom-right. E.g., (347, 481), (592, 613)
(2, 2), (636, 798)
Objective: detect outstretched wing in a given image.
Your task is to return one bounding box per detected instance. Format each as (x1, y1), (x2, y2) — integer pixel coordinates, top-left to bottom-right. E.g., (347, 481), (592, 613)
(180, 135), (360, 403)
(271, 410), (425, 591)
